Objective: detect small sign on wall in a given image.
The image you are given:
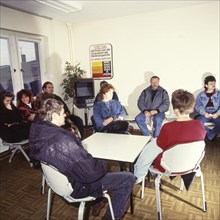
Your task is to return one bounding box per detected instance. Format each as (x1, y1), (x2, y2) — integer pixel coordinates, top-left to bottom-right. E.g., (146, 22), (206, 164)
(90, 43), (113, 79)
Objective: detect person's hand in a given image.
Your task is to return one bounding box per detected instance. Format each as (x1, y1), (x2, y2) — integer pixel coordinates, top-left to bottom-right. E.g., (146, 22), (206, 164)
(212, 113), (219, 119)
(28, 114), (35, 121)
(144, 110), (151, 117)
(114, 116), (123, 121)
(5, 103), (12, 110)
(65, 112), (70, 117)
(204, 112), (211, 118)
(103, 117), (114, 126)
(150, 110), (158, 116)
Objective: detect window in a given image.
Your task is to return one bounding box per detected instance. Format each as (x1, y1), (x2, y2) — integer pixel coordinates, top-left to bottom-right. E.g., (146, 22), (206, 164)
(0, 30), (44, 96)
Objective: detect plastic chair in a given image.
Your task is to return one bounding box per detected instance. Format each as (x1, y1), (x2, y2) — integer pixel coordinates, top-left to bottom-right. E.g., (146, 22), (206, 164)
(41, 162), (115, 220)
(2, 139), (32, 166)
(144, 141), (207, 220)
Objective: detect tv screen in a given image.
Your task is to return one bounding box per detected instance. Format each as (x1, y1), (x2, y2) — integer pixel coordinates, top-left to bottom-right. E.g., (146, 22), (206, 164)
(74, 78), (94, 98)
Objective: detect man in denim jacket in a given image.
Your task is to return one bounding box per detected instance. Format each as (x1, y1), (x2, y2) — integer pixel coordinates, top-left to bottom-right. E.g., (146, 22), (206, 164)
(135, 76), (170, 137)
(195, 75), (220, 141)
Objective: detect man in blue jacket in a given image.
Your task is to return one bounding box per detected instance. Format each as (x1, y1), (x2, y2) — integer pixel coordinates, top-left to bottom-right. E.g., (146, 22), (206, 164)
(135, 76), (170, 137)
(194, 75), (220, 141)
(29, 98), (135, 220)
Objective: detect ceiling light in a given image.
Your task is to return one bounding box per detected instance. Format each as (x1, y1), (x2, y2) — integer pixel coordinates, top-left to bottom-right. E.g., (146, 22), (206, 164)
(34, 0), (82, 13)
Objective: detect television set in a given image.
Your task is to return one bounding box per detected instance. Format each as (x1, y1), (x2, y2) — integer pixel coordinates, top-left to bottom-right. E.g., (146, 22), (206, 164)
(74, 78), (95, 108)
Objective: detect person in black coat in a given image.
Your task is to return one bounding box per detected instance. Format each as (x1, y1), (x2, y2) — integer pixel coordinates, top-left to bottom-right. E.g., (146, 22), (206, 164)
(41, 81), (84, 138)
(29, 98), (135, 220)
(0, 91), (31, 142)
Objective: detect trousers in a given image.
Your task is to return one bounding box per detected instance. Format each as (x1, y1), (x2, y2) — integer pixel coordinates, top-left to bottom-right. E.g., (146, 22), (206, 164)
(101, 172), (135, 219)
(135, 112), (165, 137)
(134, 138), (163, 179)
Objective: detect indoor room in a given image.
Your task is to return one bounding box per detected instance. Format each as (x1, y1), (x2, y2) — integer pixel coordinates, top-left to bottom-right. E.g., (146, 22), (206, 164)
(0, 1), (219, 219)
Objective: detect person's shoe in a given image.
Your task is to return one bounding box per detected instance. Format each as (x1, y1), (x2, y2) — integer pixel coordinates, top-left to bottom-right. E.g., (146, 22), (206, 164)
(135, 176), (144, 184)
(92, 201), (105, 216)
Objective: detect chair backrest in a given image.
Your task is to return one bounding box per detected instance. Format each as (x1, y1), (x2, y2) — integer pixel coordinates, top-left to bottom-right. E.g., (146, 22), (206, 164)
(41, 162), (73, 197)
(161, 140), (205, 175)
(91, 116), (98, 132)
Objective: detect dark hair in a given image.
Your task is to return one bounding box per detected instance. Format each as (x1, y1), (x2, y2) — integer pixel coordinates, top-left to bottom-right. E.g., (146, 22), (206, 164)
(34, 92), (54, 110)
(39, 98), (63, 122)
(204, 75), (216, 90)
(98, 83), (115, 100)
(16, 89), (34, 108)
(0, 90), (15, 109)
(150, 76), (160, 81)
(42, 81), (53, 91)
(171, 89), (195, 114)
(100, 80), (108, 87)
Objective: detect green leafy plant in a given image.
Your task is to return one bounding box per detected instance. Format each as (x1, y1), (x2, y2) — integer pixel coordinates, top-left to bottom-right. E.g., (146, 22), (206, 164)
(60, 61), (86, 101)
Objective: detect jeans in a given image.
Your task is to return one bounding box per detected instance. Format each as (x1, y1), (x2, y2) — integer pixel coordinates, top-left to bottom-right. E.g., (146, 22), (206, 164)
(134, 138), (163, 179)
(195, 115), (220, 140)
(101, 172), (135, 219)
(135, 112), (165, 137)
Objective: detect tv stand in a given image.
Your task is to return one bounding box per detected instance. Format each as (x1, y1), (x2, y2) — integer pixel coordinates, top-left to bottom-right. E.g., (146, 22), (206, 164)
(75, 98), (95, 127)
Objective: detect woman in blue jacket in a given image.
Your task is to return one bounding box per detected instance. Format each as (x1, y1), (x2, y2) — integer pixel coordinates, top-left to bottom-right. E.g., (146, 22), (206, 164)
(92, 83), (127, 133)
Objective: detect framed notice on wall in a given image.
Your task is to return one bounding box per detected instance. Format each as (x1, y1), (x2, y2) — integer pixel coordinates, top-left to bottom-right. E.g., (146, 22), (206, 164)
(90, 43), (113, 79)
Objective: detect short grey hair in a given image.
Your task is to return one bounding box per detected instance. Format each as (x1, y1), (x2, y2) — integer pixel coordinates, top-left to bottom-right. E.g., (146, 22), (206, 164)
(39, 98), (63, 122)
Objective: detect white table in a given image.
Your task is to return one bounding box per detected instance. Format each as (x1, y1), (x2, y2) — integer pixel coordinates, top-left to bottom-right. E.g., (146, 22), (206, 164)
(82, 132), (151, 163)
(82, 132), (151, 214)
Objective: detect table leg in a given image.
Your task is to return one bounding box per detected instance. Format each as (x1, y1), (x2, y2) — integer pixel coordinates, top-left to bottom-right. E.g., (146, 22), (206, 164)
(129, 163), (134, 214)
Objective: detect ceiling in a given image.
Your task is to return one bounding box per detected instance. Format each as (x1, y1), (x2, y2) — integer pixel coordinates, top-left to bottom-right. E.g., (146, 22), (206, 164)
(0, 0), (212, 24)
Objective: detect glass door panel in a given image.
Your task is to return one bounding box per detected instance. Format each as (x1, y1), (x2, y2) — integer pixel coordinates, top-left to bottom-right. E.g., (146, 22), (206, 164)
(0, 37), (14, 93)
(18, 40), (42, 96)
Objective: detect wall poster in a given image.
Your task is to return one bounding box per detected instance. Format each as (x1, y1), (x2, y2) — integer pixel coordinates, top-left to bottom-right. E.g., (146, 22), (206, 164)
(90, 43), (113, 79)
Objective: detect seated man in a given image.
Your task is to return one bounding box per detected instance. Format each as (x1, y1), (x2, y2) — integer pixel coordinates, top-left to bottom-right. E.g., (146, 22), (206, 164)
(194, 75), (220, 141)
(29, 98), (135, 220)
(41, 81), (84, 138)
(134, 89), (206, 183)
(135, 76), (170, 138)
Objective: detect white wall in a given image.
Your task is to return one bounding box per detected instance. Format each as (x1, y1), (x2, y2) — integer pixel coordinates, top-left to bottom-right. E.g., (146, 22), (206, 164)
(0, 6), (72, 96)
(1, 2), (219, 122)
(73, 2), (220, 116)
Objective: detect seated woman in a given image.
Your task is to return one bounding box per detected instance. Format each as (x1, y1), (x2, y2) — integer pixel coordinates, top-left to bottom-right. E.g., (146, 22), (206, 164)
(92, 83), (128, 133)
(134, 89), (206, 183)
(0, 91), (31, 143)
(94, 80), (119, 104)
(16, 89), (37, 122)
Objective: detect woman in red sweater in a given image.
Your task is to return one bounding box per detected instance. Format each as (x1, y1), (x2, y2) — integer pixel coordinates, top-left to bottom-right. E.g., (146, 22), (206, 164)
(134, 89), (206, 183)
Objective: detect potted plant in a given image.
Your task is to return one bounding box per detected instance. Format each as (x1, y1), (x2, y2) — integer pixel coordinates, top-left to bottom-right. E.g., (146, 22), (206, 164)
(60, 61), (86, 101)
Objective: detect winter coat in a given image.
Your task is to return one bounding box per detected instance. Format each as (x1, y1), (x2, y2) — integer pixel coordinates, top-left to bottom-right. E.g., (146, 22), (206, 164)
(29, 119), (107, 198)
(137, 86), (170, 113)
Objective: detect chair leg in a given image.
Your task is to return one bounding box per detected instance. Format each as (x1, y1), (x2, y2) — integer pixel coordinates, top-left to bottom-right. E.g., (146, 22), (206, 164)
(9, 145), (32, 166)
(180, 178), (184, 191)
(155, 175), (162, 220)
(141, 176), (145, 199)
(9, 146), (19, 163)
(41, 175), (46, 195)
(104, 193), (115, 220)
(200, 172), (207, 212)
(78, 201), (86, 220)
(17, 145), (32, 165)
(46, 188), (52, 220)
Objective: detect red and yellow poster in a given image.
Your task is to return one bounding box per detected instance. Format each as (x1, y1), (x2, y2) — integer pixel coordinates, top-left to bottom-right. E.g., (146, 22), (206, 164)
(90, 43), (113, 79)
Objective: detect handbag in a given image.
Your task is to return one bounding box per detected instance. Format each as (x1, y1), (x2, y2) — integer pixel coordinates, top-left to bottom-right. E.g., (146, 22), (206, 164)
(101, 120), (129, 134)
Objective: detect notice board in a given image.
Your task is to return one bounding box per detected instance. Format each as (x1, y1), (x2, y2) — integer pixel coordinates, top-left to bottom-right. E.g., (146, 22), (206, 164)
(90, 43), (113, 79)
